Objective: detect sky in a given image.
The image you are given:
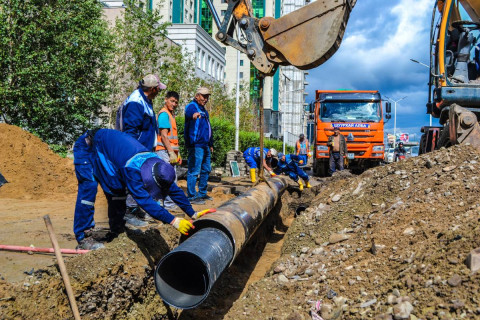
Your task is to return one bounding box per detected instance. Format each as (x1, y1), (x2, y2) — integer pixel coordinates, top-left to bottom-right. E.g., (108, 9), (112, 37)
(305, 0), (439, 141)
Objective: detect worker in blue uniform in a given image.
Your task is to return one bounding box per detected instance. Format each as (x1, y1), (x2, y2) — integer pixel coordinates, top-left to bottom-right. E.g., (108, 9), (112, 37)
(73, 132), (104, 250)
(84, 129), (214, 242)
(274, 153), (312, 191)
(243, 147), (278, 183)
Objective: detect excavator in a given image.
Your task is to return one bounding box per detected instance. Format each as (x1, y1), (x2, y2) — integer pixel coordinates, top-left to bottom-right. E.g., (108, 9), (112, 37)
(425, 0), (480, 150)
(202, 0), (356, 180)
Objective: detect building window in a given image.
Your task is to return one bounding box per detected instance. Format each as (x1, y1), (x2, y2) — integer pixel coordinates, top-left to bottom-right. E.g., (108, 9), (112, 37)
(240, 59), (244, 66)
(207, 57), (211, 75)
(240, 84), (244, 90)
(221, 10), (226, 16)
(189, 13), (193, 21)
(239, 72), (244, 79)
(196, 48), (201, 68)
(190, 0), (193, 8)
(202, 51), (206, 71)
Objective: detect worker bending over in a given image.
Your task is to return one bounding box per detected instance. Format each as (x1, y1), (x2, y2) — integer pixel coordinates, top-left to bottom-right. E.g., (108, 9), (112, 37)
(79, 129), (213, 249)
(274, 153), (312, 191)
(243, 147), (278, 183)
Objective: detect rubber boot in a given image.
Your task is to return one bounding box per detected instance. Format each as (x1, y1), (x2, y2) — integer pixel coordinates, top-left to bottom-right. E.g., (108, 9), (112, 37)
(298, 180), (304, 191)
(250, 168), (256, 183)
(306, 180), (312, 188)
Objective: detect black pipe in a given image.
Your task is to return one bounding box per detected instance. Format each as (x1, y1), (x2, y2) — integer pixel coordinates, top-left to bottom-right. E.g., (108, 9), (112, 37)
(155, 177), (288, 309)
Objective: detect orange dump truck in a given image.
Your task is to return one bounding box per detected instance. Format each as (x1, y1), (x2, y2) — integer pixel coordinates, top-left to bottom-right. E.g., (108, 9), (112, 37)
(311, 90), (391, 176)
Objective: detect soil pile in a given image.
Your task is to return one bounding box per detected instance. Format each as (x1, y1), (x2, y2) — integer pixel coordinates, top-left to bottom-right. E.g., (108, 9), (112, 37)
(223, 144), (480, 319)
(0, 124), (76, 199)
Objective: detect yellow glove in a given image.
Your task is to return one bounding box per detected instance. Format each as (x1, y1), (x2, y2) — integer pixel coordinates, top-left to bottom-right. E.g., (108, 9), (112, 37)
(192, 208), (216, 219)
(177, 154), (182, 165)
(307, 152), (312, 158)
(171, 218), (194, 235)
(168, 151), (178, 164)
(299, 160), (304, 165)
(269, 171), (276, 177)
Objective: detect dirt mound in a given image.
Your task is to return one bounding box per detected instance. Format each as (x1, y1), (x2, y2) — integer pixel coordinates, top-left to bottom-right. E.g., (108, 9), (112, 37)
(223, 144), (480, 319)
(0, 124), (76, 199)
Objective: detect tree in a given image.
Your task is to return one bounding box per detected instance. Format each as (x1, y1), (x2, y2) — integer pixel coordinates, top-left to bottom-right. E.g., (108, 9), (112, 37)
(0, 0), (114, 144)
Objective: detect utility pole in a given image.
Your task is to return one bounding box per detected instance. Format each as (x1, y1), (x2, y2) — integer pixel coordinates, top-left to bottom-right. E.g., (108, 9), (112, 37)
(385, 95), (407, 148)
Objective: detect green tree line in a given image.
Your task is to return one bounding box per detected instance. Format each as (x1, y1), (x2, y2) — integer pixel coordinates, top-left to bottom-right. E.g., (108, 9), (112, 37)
(0, 0), (260, 147)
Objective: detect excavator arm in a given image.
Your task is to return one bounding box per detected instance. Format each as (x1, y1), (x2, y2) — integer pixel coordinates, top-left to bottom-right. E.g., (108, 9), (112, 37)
(206, 0), (356, 76)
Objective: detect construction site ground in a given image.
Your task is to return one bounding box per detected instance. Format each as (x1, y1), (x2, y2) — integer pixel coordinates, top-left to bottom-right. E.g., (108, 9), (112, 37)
(1, 122), (480, 320)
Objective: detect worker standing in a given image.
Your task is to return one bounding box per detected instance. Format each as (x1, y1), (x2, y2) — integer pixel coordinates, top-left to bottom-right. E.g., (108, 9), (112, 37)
(327, 127), (347, 175)
(156, 91), (181, 210)
(72, 132), (103, 250)
(274, 153), (311, 191)
(184, 87), (213, 205)
(116, 74), (167, 225)
(243, 147), (278, 183)
(84, 129), (214, 238)
(295, 134), (310, 166)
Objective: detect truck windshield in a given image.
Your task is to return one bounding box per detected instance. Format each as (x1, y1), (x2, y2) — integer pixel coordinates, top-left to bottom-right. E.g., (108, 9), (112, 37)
(320, 101), (381, 122)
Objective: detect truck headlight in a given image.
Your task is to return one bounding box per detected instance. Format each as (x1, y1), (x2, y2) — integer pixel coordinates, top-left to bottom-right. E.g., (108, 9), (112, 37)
(372, 145), (384, 151)
(317, 145), (328, 151)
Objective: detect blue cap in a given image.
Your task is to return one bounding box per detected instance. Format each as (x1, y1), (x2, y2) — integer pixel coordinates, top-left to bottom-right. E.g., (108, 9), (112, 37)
(278, 152), (284, 159)
(140, 157), (175, 200)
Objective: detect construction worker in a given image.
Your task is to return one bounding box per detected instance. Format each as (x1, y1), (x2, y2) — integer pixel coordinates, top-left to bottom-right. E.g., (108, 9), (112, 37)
(156, 91), (181, 210)
(394, 142), (407, 162)
(327, 126), (348, 175)
(243, 147), (278, 183)
(184, 87), (214, 204)
(274, 153), (312, 191)
(295, 134), (311, 166)
(72, 132), (103, 250)
(116, 74), (167, 225)
(84, 129), (214, 242)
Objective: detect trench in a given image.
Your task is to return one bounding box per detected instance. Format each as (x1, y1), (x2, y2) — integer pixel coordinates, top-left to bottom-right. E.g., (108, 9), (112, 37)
(175, 186), (316, 320)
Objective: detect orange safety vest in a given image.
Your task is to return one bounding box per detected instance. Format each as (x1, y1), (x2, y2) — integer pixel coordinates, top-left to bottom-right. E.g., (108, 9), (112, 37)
(156, 107), (179, 154)
(296, 139), (309, 155)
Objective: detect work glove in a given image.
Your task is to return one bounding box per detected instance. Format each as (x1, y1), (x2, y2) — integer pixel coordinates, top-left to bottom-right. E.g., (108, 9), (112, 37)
(168, 151), (178, 164)
(307, 152), (312, 158)
(298, 160), (304, 165)
(269, 171), (277, 177)
(171, 217), (194, 235)
(192, 208), (216, 220)
(177, 154), (182, 165)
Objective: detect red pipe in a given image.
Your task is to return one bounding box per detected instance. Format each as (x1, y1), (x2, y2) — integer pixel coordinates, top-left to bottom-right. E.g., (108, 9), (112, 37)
(0, 245), (89, 254)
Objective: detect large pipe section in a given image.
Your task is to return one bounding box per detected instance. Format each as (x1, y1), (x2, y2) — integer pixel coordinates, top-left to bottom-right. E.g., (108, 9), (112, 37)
(155, 176), (288, 309)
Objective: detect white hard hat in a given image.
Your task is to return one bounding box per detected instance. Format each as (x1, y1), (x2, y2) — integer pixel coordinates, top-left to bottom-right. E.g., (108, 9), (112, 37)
(269, 148), (278, 157)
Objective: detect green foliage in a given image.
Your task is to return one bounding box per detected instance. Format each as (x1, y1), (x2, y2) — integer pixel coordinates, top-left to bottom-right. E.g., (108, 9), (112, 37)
(0, 0), (114, 144)
(49, 144), (69, 158)
(176, 116), (291, 168)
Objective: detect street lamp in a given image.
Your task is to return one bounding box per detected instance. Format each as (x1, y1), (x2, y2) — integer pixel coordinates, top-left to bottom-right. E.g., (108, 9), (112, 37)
(385, 95), (407, 148)
(410, 58), (433, 127)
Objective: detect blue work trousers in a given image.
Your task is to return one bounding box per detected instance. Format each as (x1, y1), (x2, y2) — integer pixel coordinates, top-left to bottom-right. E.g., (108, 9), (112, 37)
(298, 154), (308, 166)
(187, 146), (211, 199)
(104, 192), (127, 234)
(287, 165), (309, 182)
(329, 152), (344, 175)
(73, 164), (98, 242)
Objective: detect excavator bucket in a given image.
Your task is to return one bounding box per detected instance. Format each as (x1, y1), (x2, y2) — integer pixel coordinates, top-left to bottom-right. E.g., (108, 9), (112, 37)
(260, 0), (356, 70)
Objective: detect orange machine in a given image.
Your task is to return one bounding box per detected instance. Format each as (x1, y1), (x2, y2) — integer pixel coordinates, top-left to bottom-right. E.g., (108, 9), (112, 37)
(311, 90), (391, 176)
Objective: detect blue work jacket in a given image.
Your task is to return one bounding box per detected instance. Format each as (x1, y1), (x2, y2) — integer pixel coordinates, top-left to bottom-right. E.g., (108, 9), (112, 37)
(274, 154), (301, 174)
(73, 133), (93, 165)
(121, 88), (158, 150)
(184, 99), (213, 148)
(91, 129), (194, 224)
(244, 147), (268, 162)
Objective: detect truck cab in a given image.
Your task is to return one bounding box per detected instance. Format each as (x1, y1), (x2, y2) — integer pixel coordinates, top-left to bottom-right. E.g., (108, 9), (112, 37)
(311, 90), (391, 176)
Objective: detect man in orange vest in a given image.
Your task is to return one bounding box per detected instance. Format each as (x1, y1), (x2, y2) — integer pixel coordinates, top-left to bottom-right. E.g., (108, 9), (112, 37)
(295, 134), (310, 166)
(156, 91), (182, 210)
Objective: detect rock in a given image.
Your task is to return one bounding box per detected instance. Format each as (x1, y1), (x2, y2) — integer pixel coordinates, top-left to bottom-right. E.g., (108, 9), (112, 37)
(278, 274), (289, 283)
(393, 300), (413, 319)
(442, 165), (456, 172)
(329, 233), (350, 244)
(312, 247), (325, 255)
(274, 264), (286, 274)
(465, 247), (480, 272)
(211, 186), (231, 194)
(447, 274), (462, 287)
(360, 299), (377, 308)
(301, 247), (309, 253)
(425, 160), (433, 169)
(387, 294), (397, 305)
(332, 194), (342, 202)
(402, 227), (415, 236)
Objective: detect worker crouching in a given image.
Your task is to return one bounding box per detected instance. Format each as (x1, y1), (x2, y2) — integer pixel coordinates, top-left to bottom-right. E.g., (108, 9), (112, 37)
(243, 147), (278, 183)
(77, 129), (214, 249)
(274, 153), (311, 190)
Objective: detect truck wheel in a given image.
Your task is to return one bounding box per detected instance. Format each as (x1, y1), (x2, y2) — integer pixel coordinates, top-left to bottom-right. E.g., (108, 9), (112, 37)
(314, 161), (328, 177)
(437, 124), (451, 149)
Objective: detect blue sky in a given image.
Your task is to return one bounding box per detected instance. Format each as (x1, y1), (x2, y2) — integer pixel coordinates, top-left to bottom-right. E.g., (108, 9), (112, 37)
(305, 0), (438, 141)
